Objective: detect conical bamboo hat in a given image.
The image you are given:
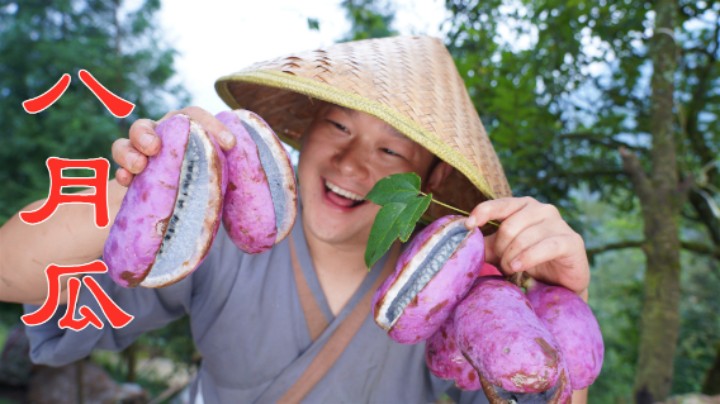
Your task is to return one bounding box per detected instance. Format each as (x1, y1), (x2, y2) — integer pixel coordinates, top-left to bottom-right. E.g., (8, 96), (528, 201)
(215, 35), (511, 219)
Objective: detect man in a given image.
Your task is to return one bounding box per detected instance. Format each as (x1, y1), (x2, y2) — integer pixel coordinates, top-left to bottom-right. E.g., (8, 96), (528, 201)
(0, 36), (589, 402)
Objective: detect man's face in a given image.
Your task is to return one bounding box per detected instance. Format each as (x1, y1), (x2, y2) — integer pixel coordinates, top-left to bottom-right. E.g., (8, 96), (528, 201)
(297, 105), (438, 250)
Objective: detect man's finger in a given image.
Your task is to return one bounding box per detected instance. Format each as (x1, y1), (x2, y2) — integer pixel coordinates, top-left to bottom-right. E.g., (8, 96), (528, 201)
(111, 139), (147, 174)
(173, 106), (236, 150)
(128, 119), (160, 157)
(489, 204), (549, 259)
(114, 167), (134, 187)
(504, 233), (589, 293)
(496, 220), (550, 272)
(467, 197), (534, 228)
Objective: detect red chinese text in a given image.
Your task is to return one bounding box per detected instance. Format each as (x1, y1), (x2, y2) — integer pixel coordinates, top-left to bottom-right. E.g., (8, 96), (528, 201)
(20, 157), (110, 227)
(21, 261), (134, 331)
(78, 69), (135, 118)
(22, 74), (72, 114)
(22, 70), (135, 118)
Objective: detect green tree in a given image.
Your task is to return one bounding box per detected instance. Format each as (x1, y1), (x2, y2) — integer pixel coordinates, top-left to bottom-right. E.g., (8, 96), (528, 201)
(445, 0), (719, 401)
(0, 0), (189, 223)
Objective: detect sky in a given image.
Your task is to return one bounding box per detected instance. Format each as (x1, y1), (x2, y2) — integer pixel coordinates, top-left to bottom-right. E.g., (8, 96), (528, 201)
(157, 0), (448, 114)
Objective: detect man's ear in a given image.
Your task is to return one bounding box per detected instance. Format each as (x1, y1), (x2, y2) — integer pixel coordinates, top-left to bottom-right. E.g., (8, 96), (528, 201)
(424, 160), (453, 193)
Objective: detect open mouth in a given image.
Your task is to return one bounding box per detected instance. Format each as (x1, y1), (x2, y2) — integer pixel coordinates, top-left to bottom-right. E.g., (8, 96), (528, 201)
(324, 180), (366, 208)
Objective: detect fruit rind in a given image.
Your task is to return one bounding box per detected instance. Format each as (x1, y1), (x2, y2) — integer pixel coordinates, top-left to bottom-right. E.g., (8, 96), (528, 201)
(527, 280), (604, 390)
(425, 315), (481, 390)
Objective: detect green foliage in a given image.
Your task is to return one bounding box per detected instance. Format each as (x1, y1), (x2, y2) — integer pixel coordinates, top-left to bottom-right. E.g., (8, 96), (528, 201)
(672, 249), (720, 392)
(339, 0), (399, 41)
(334, 0), (717, 395)
(593, 192), (720, 396)
(0, 303), (23, 349)
(445, 0), (720, 397)
(445, 0), (635, 218)
(576, 192), (644, 401)
(0, 0), (190, 223)
(577, 195), (720, 401)
(444, 0), (719, 220)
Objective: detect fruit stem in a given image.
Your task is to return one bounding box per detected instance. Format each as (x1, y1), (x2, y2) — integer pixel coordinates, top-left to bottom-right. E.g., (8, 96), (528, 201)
(420, 192), (500, 228)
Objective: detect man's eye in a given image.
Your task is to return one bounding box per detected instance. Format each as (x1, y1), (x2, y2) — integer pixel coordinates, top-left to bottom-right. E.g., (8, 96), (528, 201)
(381, 148), (402, 157)
(326, 119), (348, 133)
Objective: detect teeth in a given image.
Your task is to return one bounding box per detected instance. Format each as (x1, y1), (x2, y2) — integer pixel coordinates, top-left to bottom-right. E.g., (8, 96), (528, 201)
(325, 180), (365, 201)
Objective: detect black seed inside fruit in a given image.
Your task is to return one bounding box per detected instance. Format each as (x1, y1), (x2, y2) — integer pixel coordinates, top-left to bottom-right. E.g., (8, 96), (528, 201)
(385, 227), (468, 324)
(151, 129), (210, 279)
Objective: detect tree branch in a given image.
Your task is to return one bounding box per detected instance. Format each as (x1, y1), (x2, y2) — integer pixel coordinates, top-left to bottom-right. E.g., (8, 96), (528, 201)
(560, 133), (646, 152)
(570, 169), (628, 181)
(681, 45), (716, 59)
(688, 187), (720, 245)
(620, 147), (653, 203)
(586, 239), (720, 260)
(681, 241), (720, 260)
(586, 240), (644, 260)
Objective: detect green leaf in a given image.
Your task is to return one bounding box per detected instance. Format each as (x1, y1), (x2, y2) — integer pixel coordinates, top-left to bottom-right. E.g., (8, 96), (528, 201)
(365, 202), (404, 269)
(365, 172), (422, 205)
(363, 173), (432, 269)
(397, 194), (432, 242)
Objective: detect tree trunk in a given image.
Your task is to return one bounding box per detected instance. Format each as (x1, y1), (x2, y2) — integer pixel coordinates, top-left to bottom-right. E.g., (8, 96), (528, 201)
(632, 197), (681, 403)
(622, 0), (681, 401)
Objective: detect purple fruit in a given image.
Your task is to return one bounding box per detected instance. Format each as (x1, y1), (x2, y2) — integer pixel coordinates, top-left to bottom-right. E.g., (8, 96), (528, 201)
(455, 277), (561, 393)
(425, 316), (481, 390)
(105, 114), (226, 288)
(526, 280), (604, 390)
(373, 215), (484, 344)
(216, 110), (297, 254)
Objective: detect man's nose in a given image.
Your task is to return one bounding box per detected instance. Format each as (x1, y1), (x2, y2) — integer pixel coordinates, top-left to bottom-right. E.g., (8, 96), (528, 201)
(333, 141), (369, 178)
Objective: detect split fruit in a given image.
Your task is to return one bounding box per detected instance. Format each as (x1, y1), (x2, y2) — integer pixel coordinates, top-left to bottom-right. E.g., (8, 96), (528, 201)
(105, 114), (226, 288)
(373, 215), (484, 344)
(216, 110), (297, 254)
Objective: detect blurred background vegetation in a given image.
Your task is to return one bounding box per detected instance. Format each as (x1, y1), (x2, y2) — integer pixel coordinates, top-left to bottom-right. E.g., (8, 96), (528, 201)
(1, 0), (718, 402)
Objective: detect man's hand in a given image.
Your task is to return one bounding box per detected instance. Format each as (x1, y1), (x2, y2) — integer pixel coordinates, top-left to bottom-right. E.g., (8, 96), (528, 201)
(112, 106), (237, 187)
(465, 197), (589, 295)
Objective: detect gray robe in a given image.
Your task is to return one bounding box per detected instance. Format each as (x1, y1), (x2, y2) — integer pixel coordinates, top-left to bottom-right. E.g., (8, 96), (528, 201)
(24, 212), (489, 403)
